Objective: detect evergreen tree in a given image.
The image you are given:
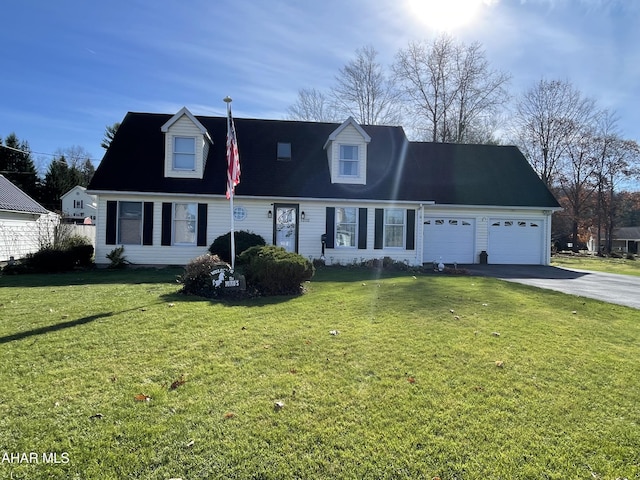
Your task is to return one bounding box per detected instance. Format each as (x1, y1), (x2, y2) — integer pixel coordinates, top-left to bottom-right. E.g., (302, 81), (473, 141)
(101, 122), (120, 150)
(0, 133), (39, 199)
(42, 156), (80, 211)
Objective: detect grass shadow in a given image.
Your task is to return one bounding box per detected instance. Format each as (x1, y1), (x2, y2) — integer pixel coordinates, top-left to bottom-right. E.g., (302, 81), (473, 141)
(0, 305), (156, 344)
(0, 312), (114, 345)
(0, 267), (184, 288)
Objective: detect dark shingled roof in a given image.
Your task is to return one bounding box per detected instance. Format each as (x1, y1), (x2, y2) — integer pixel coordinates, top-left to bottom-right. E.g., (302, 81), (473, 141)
(89, 112), (560, 208)
(0, 174), (49, 214)
(613, 226), (640, 240)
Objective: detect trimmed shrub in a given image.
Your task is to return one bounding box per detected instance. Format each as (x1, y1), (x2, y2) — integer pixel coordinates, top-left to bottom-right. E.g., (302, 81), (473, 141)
(58, 235), (92, 250)
(209, 231), (266, 264)
(238, 245), (314, 296)
(25, 248), (74, 273)
(69, 244), (94, 267)
(179, 254), (230, 297)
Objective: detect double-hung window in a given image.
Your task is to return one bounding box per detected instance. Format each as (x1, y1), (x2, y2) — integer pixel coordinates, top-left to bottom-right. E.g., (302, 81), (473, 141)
(173, 137), (196, 170)
(173, 203), (197, 245)
(118, 201), (142, 244)
(335, 207), (357, 247)
(339, 145), (359, 177)
(384, 208), (405, 248)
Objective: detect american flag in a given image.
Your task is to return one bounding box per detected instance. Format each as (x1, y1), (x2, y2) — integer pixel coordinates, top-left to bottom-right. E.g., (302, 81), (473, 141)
(226, 106), (240, 199)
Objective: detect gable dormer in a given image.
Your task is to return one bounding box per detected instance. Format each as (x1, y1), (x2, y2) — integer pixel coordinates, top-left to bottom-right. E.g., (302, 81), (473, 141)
(323, 117), (371, 185)
(161, 107), (212, 179)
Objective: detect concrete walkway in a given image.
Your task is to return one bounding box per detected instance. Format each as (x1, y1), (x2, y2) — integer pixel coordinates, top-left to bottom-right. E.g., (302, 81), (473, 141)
(463, 265), (640, 310)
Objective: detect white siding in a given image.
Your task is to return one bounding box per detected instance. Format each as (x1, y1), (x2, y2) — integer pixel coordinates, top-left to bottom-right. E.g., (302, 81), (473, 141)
(0, 212), (58, 261)
(94, 195), (422, 266)
(317, 201), (420, 266)
(61, 186), (97, 223)
(94, 195), (553, 267)
(419, 206), (553, 265)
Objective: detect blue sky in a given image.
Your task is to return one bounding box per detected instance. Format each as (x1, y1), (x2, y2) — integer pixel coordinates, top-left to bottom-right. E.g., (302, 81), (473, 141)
(1, 0), (639, 173)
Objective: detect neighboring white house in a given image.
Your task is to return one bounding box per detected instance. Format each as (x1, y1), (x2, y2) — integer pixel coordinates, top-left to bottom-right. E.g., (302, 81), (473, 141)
(61, 185), (97, 224)
(87, 107), (561, 267)
(0, 174), (58, 262)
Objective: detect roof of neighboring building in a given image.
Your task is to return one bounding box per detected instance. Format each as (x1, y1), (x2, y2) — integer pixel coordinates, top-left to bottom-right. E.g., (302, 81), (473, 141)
(61, 185), (96, 200)
(613, 226), (640, 240)
(0, 174), (49, 214)
(88, 112), (560, 208)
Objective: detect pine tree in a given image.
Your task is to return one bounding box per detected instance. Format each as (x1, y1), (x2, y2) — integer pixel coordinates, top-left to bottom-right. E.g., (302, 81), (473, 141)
(42, 156), (80, 211)
(0, 133), (39, 199)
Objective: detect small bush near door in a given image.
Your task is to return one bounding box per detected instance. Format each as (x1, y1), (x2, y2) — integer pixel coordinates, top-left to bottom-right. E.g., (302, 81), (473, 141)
(238, 245), (314, 296)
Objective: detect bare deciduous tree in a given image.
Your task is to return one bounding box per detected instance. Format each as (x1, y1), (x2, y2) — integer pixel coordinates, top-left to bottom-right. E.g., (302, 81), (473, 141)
(286, 88), (339, 123)
(511, 78), (595, 187)
(591, 111), (640, 252)
(393, 34), (509, 143)
(330, 45), (402, 126)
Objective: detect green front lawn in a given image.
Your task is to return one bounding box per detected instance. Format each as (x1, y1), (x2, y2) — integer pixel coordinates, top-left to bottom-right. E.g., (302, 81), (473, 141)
(1, 267), (638, 479)
(552, 253), (640, 276)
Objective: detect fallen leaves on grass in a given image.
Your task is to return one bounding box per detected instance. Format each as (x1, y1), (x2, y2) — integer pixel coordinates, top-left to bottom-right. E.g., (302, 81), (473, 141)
(169, 375), (186, 390)
(407, 376), (416, 384)
(495, 361), (504, 368)
(134, 393), (152, 402)
(223, 412), (235, 420)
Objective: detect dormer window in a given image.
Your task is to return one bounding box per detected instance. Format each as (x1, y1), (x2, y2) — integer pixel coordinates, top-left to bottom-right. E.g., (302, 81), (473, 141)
(173, 137), (196, 170)
(277, 142), (292, 161)
(324, 117), (370, 185)
(161, 107), (212, 180)
(339, 145), (359, 176)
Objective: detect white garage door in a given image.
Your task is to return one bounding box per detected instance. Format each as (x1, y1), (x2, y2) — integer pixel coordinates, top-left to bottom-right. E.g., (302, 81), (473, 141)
(423, 217), (475, 264)
(488, 219), (544, 264)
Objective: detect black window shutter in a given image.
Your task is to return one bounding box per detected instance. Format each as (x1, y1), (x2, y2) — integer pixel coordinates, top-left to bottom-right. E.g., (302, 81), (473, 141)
(161, 203), (172, 246)
(106, 201), (117, 245)
(358, 208), (367, 249)
(374, 208), (384, 249)
(406, 209), (416, 250)
(197, 203), (207, 247)
(325, 207), (335, 249)
(143, 202), (154, 246)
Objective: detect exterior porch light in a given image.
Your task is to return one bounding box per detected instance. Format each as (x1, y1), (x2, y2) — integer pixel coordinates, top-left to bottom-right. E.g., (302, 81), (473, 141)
(267, 210), (272, 219)
(301, 211), (306, 220)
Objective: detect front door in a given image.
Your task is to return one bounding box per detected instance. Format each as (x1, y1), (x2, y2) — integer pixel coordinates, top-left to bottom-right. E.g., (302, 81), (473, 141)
(273, 203), (299, 253)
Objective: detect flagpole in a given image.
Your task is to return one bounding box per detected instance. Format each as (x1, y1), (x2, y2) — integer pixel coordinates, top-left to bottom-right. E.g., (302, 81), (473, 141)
(224, 96), (236, 271)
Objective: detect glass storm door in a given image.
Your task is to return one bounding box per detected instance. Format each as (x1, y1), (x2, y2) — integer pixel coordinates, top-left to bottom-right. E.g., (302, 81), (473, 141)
(274, 204), (299, 253)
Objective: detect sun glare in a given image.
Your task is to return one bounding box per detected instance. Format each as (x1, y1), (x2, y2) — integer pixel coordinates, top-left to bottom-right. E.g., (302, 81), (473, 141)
(408, 0), (494, 31)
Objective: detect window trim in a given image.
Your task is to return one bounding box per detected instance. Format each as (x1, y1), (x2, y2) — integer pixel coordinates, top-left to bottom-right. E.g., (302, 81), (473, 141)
(339, 144), (359, 177)
(117, 201), (143, 245)
(334, 206), (358, 248)
(172, 202), (198, 246)
(172, 136), (196, 171)
(383, 208), (405, 248)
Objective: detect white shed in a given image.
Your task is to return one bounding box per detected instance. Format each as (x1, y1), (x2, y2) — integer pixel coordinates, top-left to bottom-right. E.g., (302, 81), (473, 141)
(0, 174), (58, 262)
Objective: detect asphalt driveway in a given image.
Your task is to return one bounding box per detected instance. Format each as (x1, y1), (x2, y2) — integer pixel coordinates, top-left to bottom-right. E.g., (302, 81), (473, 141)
(463, 265), (640, 310)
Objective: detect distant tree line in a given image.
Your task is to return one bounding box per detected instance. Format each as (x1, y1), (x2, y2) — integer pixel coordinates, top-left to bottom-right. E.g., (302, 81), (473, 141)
(0, 134), (95, 212)
(286, 33), (640, 253)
